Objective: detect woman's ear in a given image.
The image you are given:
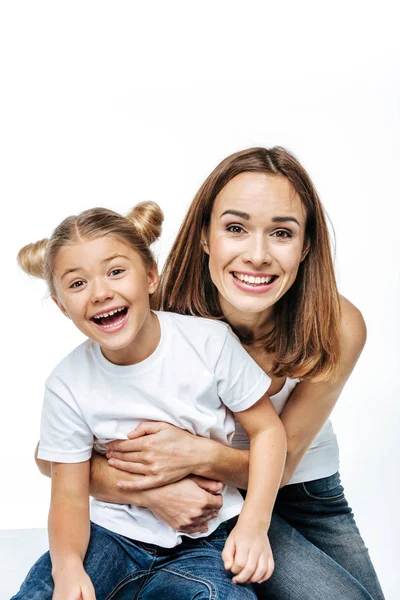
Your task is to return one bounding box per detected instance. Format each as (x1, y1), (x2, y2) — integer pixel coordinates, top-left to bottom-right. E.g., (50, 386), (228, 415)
(201, 229), (210, 255)
(301, 240), (310, 262)
(52, 296), (70, 318)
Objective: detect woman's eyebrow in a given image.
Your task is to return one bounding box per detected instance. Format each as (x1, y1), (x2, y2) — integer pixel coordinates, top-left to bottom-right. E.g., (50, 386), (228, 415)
(271, 216), (300, 226)
(220, 209), (250, 220)
(220, 210), (300, 227)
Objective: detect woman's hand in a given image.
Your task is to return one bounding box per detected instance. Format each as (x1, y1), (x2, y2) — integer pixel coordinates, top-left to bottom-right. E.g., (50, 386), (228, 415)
(105, 422), (202, 490)
(143, 475), (223, 533)
(222, 522), (274, 584)
(53, 565), (95, 600)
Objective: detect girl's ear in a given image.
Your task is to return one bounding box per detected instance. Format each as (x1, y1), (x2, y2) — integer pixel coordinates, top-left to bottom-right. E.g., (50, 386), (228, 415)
(147, 263), (159, 295)
(52, 296), (70, 319)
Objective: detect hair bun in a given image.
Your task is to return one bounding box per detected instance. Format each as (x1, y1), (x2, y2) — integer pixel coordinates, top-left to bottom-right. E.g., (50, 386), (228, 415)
(17, 239), (48, 279)
(126, 201), (164, 246)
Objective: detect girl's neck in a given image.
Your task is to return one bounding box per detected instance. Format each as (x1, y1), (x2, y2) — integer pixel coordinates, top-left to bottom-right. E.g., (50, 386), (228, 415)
(101, 311), (161, 366)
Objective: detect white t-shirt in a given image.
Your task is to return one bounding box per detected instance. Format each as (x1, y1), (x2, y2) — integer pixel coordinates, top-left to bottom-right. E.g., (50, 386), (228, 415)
(38, 311), (271, 548)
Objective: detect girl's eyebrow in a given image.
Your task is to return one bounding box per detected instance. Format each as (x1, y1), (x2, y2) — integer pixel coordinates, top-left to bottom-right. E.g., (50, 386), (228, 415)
(61, 255), (129, 280)
(220, 210), (300, 227)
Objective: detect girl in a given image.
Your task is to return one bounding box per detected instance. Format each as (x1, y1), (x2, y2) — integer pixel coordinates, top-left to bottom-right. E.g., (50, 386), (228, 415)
(14, 201), (286, 600)
(58, 148), (384, 599)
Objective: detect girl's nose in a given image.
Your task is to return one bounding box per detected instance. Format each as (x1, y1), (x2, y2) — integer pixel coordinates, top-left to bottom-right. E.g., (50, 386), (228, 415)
(91, 279), (114, 303)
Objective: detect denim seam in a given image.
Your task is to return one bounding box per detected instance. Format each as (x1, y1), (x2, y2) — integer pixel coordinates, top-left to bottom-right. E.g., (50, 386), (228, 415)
(300, 482), (345, 502)
(201, 539), (226, 550)
(162, 566), (217, 600)
(105, 564), (156, 600)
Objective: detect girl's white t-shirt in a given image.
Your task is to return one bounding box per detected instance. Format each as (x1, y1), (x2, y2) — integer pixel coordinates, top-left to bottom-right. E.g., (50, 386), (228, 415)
(38, 311), (271, 548)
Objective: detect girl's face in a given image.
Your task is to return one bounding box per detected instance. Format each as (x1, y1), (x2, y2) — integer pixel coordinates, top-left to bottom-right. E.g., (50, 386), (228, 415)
(205, 172), (308, 328)
(52, 236), (159, 365)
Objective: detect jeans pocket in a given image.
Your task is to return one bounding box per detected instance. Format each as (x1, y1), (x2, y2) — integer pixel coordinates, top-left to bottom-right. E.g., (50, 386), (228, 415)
(301, 473), (345, 501)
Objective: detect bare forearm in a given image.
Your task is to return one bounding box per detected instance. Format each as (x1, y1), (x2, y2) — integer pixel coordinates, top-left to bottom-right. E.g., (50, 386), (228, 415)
(49, 499), (90, 574)
(240, 425), (286, 526)
(194, 438), (250, 489)
(89, 452), (153, 505)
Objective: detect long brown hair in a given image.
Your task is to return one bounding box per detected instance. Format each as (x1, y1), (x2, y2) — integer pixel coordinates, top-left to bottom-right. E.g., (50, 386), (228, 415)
(154, 147), (341, 382)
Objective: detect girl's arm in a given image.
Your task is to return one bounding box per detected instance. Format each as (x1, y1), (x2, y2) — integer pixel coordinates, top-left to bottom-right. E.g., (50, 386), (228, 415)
(49, 460), (95, 600)
(105, 296), (365, 490)
(223, 393), (287, 584)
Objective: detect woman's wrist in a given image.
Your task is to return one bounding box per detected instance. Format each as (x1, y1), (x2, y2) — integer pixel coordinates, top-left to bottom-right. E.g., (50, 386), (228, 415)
(191, 437), (219, 477)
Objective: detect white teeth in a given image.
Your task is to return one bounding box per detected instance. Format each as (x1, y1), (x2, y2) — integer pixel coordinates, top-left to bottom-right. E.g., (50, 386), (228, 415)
(100, 315), (126, 328)
(93, 307), (125, 320)
(233, 272), (273, 285)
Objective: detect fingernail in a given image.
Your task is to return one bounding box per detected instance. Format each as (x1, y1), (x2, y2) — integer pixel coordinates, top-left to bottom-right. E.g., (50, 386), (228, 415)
(109, 459), (115, 466)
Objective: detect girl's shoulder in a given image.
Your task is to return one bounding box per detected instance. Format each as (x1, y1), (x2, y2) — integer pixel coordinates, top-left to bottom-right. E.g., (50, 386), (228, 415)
(45, 339), (95, 385)
(158, 311), (230, 338)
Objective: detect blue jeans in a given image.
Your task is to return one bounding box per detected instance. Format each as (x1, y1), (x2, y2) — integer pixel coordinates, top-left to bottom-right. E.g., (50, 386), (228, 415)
(11, 521), (256, 600)
(255, 472), (385, 599)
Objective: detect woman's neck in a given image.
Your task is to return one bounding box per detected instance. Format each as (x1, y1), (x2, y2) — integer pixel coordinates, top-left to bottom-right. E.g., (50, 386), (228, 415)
(221, 302), (275, 343)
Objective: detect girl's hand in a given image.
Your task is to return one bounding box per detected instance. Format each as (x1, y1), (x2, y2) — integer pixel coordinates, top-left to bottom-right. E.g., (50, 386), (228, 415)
(143, 475), (223, 533)
(222, 523), (274, 584)
(105, 422), (200, 490)
(53, 565), (95, 600)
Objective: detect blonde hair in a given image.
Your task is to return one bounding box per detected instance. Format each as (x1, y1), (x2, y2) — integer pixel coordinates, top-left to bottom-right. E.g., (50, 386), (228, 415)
(18, 201), (163, 296)
(154, 147), (341, 382)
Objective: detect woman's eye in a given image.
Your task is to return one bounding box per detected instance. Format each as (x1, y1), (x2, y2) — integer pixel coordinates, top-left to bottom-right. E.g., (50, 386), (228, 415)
(226, 224), (246, 234)
(110, 268), (124, 276)
(70, 280), (85, 289)
(272, 229), (292, 239)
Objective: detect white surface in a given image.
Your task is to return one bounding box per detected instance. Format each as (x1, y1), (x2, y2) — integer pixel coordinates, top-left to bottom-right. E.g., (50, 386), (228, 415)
(1, 2), (399, 599)
(1, 529), (48, 600)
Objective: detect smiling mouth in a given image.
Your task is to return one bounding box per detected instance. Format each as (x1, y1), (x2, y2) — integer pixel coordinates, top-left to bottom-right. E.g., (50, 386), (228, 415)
(232, 272), (278, 287)
(90, 307), (128, 328)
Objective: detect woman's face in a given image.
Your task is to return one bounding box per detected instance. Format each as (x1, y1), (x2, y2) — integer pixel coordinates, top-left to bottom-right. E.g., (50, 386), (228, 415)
(205, 172), (308, 326)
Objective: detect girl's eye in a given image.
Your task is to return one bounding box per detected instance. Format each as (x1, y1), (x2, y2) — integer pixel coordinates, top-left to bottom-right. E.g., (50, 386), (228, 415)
(226, 224), (246, 234)
(70, 280), (85, 289)
(110, 268), (125, 276)
(272, 229), (293, 239)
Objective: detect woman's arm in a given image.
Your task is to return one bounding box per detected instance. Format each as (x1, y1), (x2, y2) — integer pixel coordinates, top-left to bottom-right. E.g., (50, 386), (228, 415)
(279, 296), (367, 486)
(49, 460), (95, 600)
(35, 443), (223, 532)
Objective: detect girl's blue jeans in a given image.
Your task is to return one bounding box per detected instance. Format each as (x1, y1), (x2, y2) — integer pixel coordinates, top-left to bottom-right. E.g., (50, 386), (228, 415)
(12, 472), (385, 599)
(256, 472), (385, 599)
(11, 520), (255, 600)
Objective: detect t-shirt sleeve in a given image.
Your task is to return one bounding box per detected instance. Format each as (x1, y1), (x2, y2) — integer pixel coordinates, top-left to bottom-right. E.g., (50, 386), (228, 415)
(215, 328), (271, 413)
(37, 373), (93, 463)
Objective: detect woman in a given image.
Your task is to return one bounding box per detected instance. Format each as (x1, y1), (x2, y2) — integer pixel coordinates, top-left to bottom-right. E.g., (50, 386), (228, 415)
(36, 147), (384, 599)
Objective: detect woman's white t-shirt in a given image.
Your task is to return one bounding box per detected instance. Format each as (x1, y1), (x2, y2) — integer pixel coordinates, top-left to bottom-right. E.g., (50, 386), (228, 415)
(232, 378), (340, 484)
(38, 311), (271, 548)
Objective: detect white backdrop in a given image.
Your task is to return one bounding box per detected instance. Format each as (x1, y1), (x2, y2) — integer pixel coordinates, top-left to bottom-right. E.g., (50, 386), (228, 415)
(1, 2), (399, 598)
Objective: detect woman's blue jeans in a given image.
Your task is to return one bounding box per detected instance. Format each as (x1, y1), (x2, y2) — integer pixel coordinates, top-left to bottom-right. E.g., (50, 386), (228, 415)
(255, 472), (385, 599)
(11, 520), (256, 600)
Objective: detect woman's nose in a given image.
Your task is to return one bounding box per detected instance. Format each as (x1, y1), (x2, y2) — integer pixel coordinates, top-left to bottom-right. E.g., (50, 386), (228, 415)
(243, 236), (272, 267)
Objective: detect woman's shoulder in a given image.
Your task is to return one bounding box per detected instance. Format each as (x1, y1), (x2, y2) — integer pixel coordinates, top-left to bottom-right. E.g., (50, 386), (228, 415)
(338, 294), (367, 367)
